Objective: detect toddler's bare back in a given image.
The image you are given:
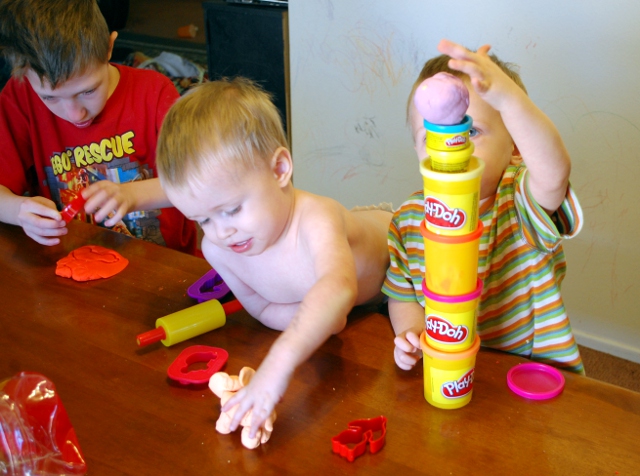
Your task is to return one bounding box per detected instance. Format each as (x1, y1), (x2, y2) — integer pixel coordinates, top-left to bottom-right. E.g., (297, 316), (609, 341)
(346, 208), (392, 304)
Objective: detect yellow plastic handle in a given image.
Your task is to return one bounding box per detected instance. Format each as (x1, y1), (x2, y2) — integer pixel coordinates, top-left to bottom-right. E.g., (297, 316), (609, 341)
(156, 299), (226, 346)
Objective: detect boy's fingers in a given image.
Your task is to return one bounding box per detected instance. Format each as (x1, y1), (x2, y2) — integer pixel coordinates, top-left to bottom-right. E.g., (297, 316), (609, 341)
(25, 232), (61, 246)
(105, 204), (129, 227)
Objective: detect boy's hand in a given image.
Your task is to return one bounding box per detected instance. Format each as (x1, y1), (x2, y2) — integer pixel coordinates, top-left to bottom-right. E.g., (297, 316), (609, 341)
(82, 180), (134, 227)
(437, 39), (523, 111)
(394, 330), (422, 370)
(222, 360), (290, 440)
(17, 196), (68, 246)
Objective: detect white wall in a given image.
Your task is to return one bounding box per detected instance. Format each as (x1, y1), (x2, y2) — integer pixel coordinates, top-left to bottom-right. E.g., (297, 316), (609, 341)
(289, 0), (640, 363)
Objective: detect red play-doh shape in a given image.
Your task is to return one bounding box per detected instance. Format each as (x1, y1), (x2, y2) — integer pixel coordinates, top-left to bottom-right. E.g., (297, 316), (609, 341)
(55, 245), (129, 281)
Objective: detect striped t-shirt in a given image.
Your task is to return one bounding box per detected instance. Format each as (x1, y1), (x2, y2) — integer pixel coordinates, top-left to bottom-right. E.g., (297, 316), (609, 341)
(382, 165), (584, 374)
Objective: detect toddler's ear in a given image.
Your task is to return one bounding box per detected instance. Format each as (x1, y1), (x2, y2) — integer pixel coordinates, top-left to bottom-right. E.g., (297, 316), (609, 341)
(270, 147), (293, 187)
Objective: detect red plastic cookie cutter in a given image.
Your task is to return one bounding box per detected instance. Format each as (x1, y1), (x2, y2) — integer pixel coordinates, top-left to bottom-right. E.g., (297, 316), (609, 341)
(167, 345), (229, 385)
(60, 194), (87, 223)
(331, 415), (387, 462)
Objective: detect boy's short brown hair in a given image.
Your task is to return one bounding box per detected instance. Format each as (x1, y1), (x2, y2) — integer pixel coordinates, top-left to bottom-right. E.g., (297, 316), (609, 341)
(407, 51), (527, 123)
(0, 0), (111, 87)
(157, 77), (289, 188)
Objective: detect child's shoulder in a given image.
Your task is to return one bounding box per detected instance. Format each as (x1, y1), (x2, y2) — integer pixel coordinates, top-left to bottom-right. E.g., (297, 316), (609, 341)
(295, 189), (347, 223)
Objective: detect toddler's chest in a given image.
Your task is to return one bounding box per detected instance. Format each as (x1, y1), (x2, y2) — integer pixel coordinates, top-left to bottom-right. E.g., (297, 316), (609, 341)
(234, 249), (317, 302)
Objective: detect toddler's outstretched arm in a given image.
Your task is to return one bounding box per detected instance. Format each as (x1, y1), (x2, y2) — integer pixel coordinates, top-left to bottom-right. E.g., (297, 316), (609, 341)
(439, 39), (572, 213)
(221, 212), (358, 440)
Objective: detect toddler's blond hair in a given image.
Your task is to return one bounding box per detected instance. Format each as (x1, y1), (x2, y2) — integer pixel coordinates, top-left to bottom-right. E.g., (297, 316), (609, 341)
(157, 77), (288, 187)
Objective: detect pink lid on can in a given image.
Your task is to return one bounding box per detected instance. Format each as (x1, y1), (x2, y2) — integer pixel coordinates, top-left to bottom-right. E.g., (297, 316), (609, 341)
(422, 278), (483, 304)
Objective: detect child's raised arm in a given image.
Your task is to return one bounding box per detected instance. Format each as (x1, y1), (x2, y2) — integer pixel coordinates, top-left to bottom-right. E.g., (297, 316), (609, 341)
(438, 39), (571, 213)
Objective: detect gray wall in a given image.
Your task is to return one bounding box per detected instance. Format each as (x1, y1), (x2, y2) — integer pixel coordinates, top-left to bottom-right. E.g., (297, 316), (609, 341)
(290, 0), (640, 363)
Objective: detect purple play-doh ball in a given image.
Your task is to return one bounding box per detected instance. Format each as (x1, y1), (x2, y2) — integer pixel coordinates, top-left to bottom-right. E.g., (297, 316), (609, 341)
(413, 72), (469, 125)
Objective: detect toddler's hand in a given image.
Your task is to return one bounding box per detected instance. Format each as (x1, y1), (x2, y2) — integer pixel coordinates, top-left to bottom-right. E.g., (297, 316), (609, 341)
(394, 330), (422, 370)
(222, 363), (290, 440)
(437, 39), (522, 111)
(17, 196), (67, 246)
(82, 180), (134, 227)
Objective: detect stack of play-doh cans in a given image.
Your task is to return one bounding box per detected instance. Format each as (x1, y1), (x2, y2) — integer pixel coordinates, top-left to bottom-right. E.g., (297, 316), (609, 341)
(419, 115), (485, 410)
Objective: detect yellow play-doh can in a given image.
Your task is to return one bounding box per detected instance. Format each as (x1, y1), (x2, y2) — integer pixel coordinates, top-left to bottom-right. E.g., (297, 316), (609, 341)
(420, 156), (484, 236)
(422, 279), (483, 352)
(427, 144), (474, 173)
(420, 332), (480, 409)
(420, 220), (483, 296)
(424, 115), (473, 155)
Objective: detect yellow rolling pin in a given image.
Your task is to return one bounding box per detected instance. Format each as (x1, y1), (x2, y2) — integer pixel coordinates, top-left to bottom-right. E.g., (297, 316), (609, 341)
(136, 299), (243, 347)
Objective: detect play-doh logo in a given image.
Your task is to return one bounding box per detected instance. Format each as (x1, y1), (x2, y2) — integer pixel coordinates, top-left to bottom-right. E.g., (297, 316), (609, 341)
(441, 369), (474, 399)
(445, 135), (467, 147)
(424, 197), (466, 229)
(426, 315), (469, 344)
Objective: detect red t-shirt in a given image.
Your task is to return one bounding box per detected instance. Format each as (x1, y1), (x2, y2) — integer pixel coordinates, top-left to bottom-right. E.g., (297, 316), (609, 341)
(0, 64), (197, 255)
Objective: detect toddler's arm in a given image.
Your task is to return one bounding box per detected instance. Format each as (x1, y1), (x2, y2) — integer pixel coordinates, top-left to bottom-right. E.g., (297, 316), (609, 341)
(0, 185), (67, 245)
(389, 298), (425, 370)
(222, 212), (357, 439)
(82, 178), (173, 226)
(439, 39), (572, 213)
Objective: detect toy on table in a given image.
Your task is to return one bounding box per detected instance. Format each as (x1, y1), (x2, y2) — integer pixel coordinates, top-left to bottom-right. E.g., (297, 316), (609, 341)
(167, 345), (229, 385)
(187, 268), (230, 303)
(60, 194), (87, 223)
(414, 71), (484, 411)
(507, 362), (565, 400)
(414, 72), (474, 172)
(136, 299), (243, 347)
(208, 367), (277, 449)
(331, 416), (387, 462)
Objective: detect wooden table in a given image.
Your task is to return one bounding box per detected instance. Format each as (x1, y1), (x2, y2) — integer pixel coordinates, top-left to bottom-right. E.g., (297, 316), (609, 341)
(1, 220), (639, 475)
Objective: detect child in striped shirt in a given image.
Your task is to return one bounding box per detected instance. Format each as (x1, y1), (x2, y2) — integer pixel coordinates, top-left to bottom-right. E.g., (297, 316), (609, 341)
(383, 39), (585, 374)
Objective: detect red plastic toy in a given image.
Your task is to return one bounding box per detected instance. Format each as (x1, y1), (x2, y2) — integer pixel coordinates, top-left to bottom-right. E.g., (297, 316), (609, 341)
(331, 415), (387, 462)
(167, 345), (229, 385)
(60, 194), (87, 223)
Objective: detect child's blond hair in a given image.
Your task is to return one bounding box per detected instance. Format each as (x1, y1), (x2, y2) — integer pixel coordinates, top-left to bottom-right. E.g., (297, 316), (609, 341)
(0, 0), (111, 87)
(407, 51), (527, 123)
(157, 77), (288, 187)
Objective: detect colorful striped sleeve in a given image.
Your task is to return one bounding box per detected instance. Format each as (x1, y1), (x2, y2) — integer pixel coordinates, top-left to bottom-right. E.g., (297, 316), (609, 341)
(382, 191), (425, 303)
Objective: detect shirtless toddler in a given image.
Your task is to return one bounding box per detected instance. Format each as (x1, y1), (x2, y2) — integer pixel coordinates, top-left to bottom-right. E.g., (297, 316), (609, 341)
(156, 77), (391, 439)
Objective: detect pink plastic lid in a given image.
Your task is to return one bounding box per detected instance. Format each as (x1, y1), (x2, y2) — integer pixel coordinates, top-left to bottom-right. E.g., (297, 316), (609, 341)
(507, 362), (565, 400)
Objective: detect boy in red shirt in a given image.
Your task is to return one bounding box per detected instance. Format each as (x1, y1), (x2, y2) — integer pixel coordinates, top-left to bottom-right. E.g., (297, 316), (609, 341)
(0, 0), (197, 254)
